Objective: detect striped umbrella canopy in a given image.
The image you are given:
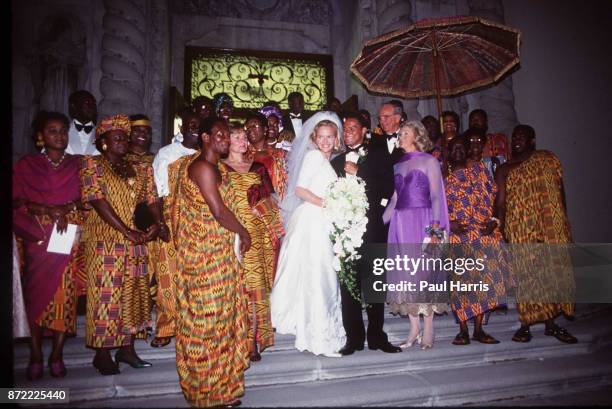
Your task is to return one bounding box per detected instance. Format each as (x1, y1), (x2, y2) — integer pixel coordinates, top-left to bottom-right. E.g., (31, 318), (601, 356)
(351, 16), (521, 117)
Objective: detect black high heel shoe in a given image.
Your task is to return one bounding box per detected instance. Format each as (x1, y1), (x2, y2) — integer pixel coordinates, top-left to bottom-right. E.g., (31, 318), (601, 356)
(115, 348), (152, 368)
(92, 354), (120, 376)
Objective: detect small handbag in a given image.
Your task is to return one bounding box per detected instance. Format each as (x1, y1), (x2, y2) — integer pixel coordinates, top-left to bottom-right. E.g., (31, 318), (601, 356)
(133, 201), (156, 231)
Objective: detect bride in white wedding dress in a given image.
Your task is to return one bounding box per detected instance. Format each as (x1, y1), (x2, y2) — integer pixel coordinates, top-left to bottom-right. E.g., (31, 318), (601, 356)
(271, 111), (346, 357)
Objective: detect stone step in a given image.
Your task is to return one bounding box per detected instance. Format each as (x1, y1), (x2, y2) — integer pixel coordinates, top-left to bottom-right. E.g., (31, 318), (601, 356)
(13, 312), (612, 405)
(238, 349), (612, 407)
(67, 348), (612, 407)
(14, 306), (595, 370)
(12, 310), (525, 370)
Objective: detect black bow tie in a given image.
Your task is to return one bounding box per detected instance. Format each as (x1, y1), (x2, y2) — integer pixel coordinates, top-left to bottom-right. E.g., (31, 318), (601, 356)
(386, 133), (398, 141)
(289, 113), (301, 119)
(347, 144), (363, 153)
(75, 122), (93, 133)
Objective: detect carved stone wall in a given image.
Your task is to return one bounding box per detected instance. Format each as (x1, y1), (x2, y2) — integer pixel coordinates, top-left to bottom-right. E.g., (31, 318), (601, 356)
(11, 0), (99, 162)
(99, 0), (147, 117)
(171, 0), (332, 25)
(467, 0), (518, 136)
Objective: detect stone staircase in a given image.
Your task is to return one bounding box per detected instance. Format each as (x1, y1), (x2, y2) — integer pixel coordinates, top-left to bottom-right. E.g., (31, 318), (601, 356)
(13, 305), (612, 407)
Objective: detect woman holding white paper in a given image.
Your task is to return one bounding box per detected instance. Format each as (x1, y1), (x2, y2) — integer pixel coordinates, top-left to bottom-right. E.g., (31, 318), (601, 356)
(12, 111), (86, 380)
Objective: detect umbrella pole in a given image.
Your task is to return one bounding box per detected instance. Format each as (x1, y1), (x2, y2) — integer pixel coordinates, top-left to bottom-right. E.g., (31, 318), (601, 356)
(431, 30), (444, 133)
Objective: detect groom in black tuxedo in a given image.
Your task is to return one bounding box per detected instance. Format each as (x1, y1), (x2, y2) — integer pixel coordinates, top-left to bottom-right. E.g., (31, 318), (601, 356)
(331, 113), (401, 355)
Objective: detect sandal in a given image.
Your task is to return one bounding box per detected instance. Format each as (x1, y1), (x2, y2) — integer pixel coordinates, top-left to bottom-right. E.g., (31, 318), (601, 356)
(472, 331), (500, 344)
(249, 351), (262, 362)
(452, 331), (470, 345)
(150, 337), (171, 348)
(511, 326), (532, 343)
(545, 325), (578, 344)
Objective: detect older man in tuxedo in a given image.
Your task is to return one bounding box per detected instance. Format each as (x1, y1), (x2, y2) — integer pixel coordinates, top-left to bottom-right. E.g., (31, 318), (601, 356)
(331, 113), (401, 355)
(370, 100), (406, 165)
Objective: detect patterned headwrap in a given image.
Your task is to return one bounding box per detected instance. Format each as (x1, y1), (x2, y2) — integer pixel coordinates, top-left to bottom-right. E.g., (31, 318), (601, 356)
(259, 105), (284, 132)
(96, 114), (131, 139)
(212, 93), (234, 115)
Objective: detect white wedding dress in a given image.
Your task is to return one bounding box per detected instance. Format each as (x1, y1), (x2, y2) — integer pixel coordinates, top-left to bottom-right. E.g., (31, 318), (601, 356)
(271, 149), (346, 355)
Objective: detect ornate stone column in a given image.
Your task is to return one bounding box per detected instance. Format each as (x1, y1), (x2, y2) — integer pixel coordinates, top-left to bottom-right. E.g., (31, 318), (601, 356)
(99, 0), (147, 118)
(374, 0), (420, 121)
(468, 0), (518, 136)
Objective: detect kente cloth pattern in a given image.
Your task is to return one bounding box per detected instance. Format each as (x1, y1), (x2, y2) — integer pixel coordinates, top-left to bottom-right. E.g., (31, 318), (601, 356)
(80, 155), (157, 348)
(95, 114), (131, 138)
(247, 146), (288, 200)
(126, 153), (159, 304)
(483, 133), (511, 160)
(35, 258), (77, 334)
(153, 157), (185, 338)
(225, 165), (275, 353)
(173, 156), (249, 407)
(505, 150), (574, 324)
(445, 161), (508, 322)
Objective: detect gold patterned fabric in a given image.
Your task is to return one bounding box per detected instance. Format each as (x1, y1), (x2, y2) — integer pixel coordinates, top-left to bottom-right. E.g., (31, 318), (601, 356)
(152, 156), (185, 338)
(80, 155), (157, 348)
(96, 114), (131, 139)
(126, 152), (159, 302)
(35, 256), (78, 334)
(174, 156), (249, 407)
(505, 150), (574, 325)
(247, 146), (288, 199)
(225, 165), (275, 353)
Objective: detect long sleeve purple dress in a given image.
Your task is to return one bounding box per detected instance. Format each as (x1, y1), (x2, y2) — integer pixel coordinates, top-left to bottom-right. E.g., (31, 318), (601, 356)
(382, 151), (450, 316)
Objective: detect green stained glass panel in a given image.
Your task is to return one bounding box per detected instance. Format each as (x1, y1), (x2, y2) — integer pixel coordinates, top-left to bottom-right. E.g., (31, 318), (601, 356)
(188, 48), (331, 111)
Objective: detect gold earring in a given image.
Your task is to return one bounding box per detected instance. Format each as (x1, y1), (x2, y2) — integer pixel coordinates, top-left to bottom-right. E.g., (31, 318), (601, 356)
(36, 136), (44, 148)
(102, 144), (107, 151)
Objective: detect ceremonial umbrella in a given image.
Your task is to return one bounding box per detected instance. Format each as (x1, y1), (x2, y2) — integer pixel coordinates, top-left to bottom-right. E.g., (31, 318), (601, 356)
(350, 16), (521, 119)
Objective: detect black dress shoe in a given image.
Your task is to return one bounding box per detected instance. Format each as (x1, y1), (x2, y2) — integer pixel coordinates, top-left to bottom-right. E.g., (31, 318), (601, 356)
(115, 349), (152, 368)
(338, 342), (364, 355)
(368, 341), (402, 353)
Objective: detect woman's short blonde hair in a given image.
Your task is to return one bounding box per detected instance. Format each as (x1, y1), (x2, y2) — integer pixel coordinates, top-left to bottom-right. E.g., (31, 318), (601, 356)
(309, 119), (343, 153)
(400, 120), (433, 152)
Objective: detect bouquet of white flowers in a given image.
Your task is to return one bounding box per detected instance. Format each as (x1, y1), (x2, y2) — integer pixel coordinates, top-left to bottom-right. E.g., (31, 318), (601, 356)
(323, 175), (369, 301)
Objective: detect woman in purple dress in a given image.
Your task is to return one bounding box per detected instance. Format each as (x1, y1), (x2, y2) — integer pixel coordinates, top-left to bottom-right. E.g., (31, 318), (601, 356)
(383, 121), (450, 350)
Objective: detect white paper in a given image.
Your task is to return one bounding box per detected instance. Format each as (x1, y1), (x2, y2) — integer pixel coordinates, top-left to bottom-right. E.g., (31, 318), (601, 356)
(234, 233), (243, 264)
(46, 223), (77, 254)
(380, 198), (389, 207)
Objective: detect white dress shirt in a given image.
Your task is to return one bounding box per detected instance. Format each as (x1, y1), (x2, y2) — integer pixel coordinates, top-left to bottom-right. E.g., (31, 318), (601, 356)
(386, 129), (400, 154)
(290, 116), (303, 138)
(152, 140), (197, 197)
(66, 120), (100, 155)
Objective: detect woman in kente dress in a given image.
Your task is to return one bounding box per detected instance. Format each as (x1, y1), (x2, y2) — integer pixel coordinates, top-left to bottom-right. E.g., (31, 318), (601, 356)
(223, 125), (283, 362)
(80, 114), (161, 375)
(383, 121), (449, 350)
(173, 116), (250, 407)
(126, 114), (164, 315)
(245, 111), (288, 200)
(13, 111), (85, 379)
(445, 136), (508, 345)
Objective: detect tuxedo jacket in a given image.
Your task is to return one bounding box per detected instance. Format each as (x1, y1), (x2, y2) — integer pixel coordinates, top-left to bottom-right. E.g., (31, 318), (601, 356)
(281, 111), (312, 136)
(331, 142), (394, 244)
(369, 131), (405, 165)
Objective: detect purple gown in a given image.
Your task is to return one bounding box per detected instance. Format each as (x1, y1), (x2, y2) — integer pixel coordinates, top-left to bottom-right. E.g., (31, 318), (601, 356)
(382, 151), (450, 316)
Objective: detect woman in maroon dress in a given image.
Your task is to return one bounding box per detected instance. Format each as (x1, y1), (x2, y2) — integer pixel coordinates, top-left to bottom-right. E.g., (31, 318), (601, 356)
(13, 111), (85, 380)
